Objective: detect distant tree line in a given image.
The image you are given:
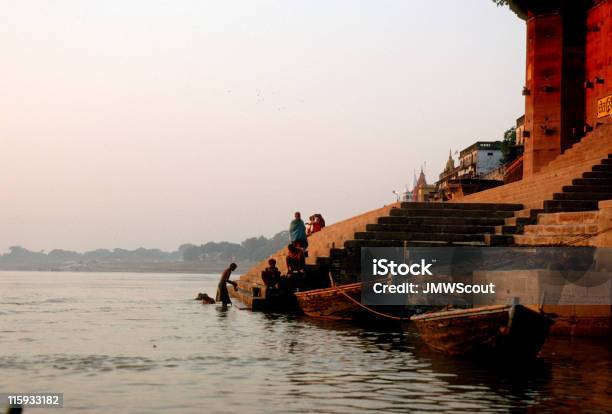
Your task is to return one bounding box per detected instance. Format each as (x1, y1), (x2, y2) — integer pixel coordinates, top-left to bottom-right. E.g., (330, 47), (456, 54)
(177, 231), (289, 263)
(0, 231), (289, 267)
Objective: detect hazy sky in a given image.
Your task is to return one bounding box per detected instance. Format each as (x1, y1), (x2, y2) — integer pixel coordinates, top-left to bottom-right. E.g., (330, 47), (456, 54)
(1, 0), (525, 252)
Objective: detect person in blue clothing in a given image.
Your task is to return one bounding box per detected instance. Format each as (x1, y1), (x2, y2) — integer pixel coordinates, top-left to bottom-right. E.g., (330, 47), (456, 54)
(289, 211), (308, 253)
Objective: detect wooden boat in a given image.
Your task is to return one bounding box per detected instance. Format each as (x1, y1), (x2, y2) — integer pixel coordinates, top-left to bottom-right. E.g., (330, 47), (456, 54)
(411, 304), (554, 358)
(294, 282), (363, 320)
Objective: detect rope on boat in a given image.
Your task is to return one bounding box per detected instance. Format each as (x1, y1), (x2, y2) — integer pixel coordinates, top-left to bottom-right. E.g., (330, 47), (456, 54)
(327, 271), (412, 321)
(336, 289), (412, 321)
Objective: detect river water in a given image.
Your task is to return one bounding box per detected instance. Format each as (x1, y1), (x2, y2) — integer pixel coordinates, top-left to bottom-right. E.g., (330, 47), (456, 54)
(0, 271), (610, 413)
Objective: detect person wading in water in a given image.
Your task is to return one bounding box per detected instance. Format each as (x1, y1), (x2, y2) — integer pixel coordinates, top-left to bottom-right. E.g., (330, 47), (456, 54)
(216, 263), (238, 308)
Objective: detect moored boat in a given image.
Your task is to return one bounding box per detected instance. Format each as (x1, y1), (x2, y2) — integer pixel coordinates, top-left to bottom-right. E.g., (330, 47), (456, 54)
(294, 282), (414, 322)
(411, 304), (555, 358)
(294, 282), (362, 320)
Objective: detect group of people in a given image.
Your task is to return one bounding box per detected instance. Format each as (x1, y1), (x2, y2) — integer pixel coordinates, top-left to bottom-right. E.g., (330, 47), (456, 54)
(289, 211), (325, 255)
(212, 211), (326, 307)
(261, 211), (326, 289)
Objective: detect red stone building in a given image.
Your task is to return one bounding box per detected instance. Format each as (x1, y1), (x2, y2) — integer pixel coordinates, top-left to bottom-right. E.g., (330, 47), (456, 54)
(508, 0), (612, 177)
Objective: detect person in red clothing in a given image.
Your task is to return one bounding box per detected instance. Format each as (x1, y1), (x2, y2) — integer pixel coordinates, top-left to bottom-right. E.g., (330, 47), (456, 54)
(286, 243), (305, 274)
(307, 213), (326, 235)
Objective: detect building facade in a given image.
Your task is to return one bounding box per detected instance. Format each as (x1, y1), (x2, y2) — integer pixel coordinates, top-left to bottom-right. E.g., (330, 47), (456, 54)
(508, 0), (612, 177)
(457, 141), (503, 178)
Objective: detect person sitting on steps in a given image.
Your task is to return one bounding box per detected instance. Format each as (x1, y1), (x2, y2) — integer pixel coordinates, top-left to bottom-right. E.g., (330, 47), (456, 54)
(261, 258), (281, 288)
(307, 213), (325, 235)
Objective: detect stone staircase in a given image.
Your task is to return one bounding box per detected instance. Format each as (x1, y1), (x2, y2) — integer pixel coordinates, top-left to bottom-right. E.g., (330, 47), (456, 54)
(544, 155), (612, 213)
(233, 125), (612, 306)
(494, 154), (612, 245)
(231, 202), (524, 308)
(470, 123), (612, 245)
(300, 202), (522, 285)
(514, 211), (599, 246)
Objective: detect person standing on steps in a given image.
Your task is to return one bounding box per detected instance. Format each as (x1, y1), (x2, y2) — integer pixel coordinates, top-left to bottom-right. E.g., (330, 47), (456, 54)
(216, 262), (238, 308)
(289, 211), (308, 256)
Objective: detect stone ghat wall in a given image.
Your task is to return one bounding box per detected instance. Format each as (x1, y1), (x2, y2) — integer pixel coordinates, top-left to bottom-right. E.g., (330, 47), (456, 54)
(474, 270), (611, 336)
(595, 200), (612, 247)
(454, 124), (612, 209)
(237, 203), (398, 287)
(514, 200), (612, 247)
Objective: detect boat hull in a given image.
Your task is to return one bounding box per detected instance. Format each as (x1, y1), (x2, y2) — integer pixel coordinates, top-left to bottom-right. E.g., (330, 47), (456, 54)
(294, 283), (363, 320)
(411, 305), (554, 358)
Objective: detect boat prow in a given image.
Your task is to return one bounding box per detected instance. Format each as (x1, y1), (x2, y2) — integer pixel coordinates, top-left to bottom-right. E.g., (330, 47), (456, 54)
(411, 304), (555, 359)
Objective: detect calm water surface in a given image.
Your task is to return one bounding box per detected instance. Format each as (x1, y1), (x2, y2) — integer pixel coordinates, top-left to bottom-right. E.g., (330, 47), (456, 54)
(1, 271), (611, 413)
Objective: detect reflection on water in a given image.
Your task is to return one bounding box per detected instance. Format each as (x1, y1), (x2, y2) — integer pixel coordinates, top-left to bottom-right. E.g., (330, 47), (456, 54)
(0, 271), (610, 413)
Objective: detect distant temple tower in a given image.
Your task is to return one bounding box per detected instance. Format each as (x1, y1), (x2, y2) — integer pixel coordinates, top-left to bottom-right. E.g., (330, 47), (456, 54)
(444, 150), (455, 173)
(413, 167), (436, 202)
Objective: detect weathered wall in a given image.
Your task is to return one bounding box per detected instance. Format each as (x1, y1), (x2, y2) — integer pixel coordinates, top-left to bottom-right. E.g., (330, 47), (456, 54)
(476, 149), (503, 175)
(595, 200), (612, 247)
(523, 11), (565, 177)
(474, 269), (611, 336)
(586, 1), (612, 129)
(517, 1), (612, 177)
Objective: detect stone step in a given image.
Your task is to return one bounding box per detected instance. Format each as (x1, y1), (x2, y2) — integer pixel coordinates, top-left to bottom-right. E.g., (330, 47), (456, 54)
(543, 157), (611, 176)
(523, 224), (598, 236)
(511, 208), (538, 219)
(366, 223), (496, 234)
(572, 178), (612, 186)
(601, 158), (612, 165)
(390, 208), (515, 218)
(543, 200), (599, 212)
(400, 202), (522, 211)
(514, 234), (592, 246)
(484, 234), (515, 246)
(592, 164), (612, 172)
(562, 185), (612, 192)
(344, 239), (487, 249)
(503, 218), (536, 236)
(505, 213), (538, 225)
(378, 216), (506, 226)
(238, 279), (263, 291)
(494, 225), (519, 235)
(553, 192), (612, 201)
(536, 211), (599, 225)
(329, 248), (347, 258)
(583, 171), (612, 179)
(354, 231), (485, 243)
(540, 141), (612, 170)
(515, 208), (544, 221)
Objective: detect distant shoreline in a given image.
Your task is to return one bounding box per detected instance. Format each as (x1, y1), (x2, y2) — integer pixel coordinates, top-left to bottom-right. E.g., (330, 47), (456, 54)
(0, 261), (256, 275)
